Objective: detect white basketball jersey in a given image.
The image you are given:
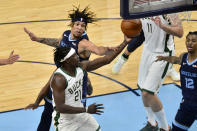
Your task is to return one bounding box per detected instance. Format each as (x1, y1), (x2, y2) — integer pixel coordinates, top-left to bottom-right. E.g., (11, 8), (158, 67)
(51, 67), (84, 117)
(141, 15), (174, 53)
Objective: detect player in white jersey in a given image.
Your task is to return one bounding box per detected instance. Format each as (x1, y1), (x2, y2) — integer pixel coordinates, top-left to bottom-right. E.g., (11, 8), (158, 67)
(51, 37), (131, 131)
(112, 16), (181, 81)
(113, 14), (183, 131)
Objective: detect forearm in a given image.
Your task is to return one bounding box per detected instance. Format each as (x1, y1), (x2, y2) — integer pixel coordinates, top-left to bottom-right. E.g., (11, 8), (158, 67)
(0, 59), (9, 66)
(34, 82), (50, 105)
(161, 56), (181, 64)
(95, 46), (109, 55)
(37, 38), (60, 48)
(86, 40), (128, 71)
(160, 24), (183, 38)
(56, 104), (86, 113)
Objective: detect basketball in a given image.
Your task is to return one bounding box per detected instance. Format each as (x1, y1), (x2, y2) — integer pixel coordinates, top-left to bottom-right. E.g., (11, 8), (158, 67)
(121, 19), (142, 38)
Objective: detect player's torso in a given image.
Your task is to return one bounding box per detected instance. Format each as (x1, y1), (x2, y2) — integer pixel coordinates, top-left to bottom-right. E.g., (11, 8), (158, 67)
(52, 67), (84, 108)
(60, 30), (90, 61)
(180, 53), (197, 102)
(140, 15), (174, 53)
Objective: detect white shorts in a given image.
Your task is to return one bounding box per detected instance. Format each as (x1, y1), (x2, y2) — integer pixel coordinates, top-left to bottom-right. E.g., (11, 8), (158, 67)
(137, 48), (173, 94)
(52, 111), (100, 131)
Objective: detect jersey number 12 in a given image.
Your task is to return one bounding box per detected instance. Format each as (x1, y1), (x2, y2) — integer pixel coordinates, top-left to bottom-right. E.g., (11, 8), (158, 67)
(185, 78), (194, 89)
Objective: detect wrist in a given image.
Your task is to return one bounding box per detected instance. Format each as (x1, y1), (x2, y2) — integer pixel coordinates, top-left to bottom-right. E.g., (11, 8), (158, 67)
(38, 38), (45, 43)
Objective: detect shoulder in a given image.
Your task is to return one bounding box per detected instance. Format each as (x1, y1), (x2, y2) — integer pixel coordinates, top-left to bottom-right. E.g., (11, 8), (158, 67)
(52, 73), (67, 87)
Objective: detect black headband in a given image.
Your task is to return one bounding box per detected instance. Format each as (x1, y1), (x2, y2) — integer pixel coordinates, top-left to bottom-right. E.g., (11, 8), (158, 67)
(72, 18), (87, 25)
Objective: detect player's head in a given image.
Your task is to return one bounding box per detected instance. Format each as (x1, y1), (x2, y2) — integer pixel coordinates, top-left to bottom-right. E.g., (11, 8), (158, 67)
(68, 6), (97, 37)
(54, 47), (79, 67)
(186, 31), (197, 54)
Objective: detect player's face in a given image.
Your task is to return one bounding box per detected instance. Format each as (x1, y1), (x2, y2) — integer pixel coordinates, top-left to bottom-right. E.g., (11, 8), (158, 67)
(71, 21), (86, 38)
(69, 53), (80, 67)
(186, 34), (197, 54)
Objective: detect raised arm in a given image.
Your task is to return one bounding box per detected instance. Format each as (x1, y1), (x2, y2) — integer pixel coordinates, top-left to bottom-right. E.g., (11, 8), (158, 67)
(0, 50), (19, 66)
(156, 53), (185, 65)
(151, 14), (183, 38)
(81, 37), (131, 71)
(78, 39), (117, 56)
(24, 27), (61, 48)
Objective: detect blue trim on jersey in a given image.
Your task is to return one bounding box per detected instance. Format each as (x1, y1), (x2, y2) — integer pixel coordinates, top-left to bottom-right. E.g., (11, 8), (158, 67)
(68, 31), (87, 41)
(44, 97), (52, 104)
(173, 120), (189, 130)
(186, 54), (197, 65)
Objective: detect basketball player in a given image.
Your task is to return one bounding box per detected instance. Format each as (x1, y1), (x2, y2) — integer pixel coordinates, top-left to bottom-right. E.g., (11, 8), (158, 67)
(113, 21), (181, 82)
(156, 31), (197, 131)
(114, 14), (183, 131)
(24, 6), (117, 131)
(0, 50), (19, 66)
(51, 36), (130, 131)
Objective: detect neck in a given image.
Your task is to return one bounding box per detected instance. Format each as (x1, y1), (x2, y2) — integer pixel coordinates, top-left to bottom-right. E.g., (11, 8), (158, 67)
(188, 52), (197, 61)
(70, 32), (79, 40)
(62, 65), (76, 76)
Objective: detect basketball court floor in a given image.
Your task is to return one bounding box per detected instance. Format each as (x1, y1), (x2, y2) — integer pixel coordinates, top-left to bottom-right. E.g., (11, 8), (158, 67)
(0, 0), (197, 131)
(0, 84), (197, 131)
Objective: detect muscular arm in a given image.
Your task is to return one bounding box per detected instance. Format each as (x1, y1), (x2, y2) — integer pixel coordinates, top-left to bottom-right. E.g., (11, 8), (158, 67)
(81, 39), (129, 72)
(156, 53), (185, 65)
(78, 39), (114, 56)
(38, 38), (61, 48)
(152, 14), (183, 38)
(24, 27), (61, 48)
(52, 74), (86, 113)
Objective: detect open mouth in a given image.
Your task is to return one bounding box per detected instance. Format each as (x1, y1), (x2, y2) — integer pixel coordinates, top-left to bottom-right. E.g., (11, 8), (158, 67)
(187, 46), (193, 51)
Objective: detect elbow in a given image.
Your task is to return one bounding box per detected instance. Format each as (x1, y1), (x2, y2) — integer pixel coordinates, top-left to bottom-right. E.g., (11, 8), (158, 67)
(56, 105), (65, 113)
(177, 29), (184, 38)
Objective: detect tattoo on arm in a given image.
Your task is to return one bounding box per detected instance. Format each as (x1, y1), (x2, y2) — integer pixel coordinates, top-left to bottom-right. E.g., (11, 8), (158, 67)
(39, 38), (60, 48)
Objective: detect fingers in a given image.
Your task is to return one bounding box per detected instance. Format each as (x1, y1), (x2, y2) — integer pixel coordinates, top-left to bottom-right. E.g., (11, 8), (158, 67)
(10, 50), (14, 56)
(24, 27), (30, 34)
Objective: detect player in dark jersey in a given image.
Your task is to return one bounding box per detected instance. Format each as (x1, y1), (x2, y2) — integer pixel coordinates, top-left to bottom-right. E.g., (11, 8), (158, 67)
(156, 31), (197, 131)
(24, 6), (117, 131)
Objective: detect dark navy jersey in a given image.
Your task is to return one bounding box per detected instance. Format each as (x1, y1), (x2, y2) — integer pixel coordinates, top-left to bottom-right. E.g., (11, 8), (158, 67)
(59, 30), (89, 61)
(180, 53), (197, 102)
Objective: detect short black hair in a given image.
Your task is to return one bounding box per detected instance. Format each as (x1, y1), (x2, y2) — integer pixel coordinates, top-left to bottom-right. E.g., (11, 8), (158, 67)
(54, 47), (71, 67)
(68, 5), (97, 27)
(187, 31), (197, 37)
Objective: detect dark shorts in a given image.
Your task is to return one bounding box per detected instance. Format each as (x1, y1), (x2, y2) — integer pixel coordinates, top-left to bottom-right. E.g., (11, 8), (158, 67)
(172, 99), (197, 131)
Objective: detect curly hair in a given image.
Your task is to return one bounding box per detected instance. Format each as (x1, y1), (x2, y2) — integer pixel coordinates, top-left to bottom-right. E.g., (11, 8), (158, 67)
(68, 5), (97, 28)
(54, 47), (71, 67)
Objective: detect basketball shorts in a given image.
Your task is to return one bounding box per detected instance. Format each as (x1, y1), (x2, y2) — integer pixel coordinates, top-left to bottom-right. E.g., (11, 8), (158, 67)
(172, 99), (197, 131)
(52, 111), (100, 131)
(137, 48), (173, 94)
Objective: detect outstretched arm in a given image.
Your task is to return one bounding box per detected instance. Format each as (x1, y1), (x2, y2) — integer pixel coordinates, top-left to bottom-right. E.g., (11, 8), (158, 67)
(78, 39), (118, 56)
(0, 50), (19, 66)
(24, 27), (61, 48)
(156, 53), (185, 65)
(151, 14), (183, 38)
(81, 36), (131, 71)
